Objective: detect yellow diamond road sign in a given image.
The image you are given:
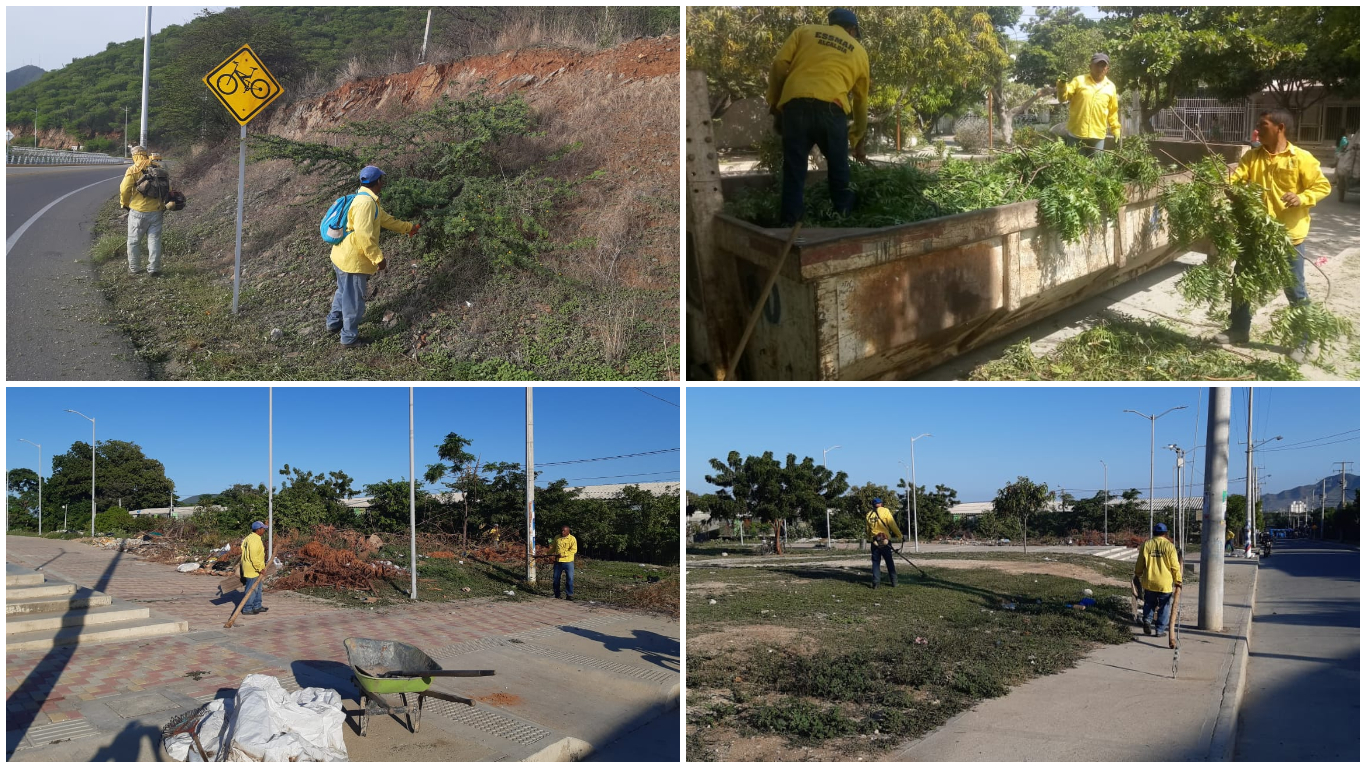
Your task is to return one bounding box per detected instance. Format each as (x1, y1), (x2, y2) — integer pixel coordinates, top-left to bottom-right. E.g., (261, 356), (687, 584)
(203, 44), (283, 125)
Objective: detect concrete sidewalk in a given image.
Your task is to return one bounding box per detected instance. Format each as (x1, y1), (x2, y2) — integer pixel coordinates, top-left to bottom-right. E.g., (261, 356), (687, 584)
(5, 536), (679, 761)
(891, 557), (1258, 761)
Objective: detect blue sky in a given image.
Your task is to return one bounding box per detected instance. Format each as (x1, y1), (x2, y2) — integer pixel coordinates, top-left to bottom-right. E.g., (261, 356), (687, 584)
(6, 6), (227, 72)
(687, 387), (1360, 501)
(6, 386), (680, 498)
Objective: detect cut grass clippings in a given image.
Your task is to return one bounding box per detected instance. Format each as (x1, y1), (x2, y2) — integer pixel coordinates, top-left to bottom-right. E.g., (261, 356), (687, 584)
(968, 312), (1302, 381)
(686, 559), (1133, 760)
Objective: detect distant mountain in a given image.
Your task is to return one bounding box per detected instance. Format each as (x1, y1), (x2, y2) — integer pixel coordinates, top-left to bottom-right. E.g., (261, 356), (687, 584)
(7, 65), (45, 92)
(1262, 473), (1359, 510)
(178, 494), (211, 505)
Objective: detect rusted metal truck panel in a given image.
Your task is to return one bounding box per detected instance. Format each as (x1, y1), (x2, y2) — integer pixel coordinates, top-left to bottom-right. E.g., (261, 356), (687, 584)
(714, 171), (1196, 380)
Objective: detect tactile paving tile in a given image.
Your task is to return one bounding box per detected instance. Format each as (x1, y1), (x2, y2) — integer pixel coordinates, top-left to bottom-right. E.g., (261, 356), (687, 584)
(424, 698), (550, 746)
(508, 643), (677, 685)
(19, 718), (100, 749)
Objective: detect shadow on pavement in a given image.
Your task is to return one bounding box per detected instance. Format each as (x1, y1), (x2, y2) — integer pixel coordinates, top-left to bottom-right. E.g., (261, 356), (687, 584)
(90, 720), (165, 762)
(558, 627), (679, 671)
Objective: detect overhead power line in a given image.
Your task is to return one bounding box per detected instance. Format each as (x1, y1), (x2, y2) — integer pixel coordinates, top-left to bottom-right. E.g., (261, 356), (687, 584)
(538, 447), (679, 467)
(562, 470), (680, 483)
(634, 388), (679, 407)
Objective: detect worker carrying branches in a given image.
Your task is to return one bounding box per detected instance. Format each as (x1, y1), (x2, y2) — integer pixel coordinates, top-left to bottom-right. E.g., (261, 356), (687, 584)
(865, 498), (903, 589)
(1049, 53), (1121, 157)
(766, 8), (870, 226)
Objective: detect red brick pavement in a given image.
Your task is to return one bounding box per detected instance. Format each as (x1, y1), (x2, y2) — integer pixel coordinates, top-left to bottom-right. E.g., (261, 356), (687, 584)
(6, 536), (629, 731)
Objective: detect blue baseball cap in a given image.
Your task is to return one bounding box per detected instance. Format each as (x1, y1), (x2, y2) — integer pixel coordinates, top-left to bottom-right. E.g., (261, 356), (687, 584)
(358, 165), (385, 184)
(829, 8), (859, 29)
(1153, 523), (1168, 534)
(873, 497), (883, 505)
(251, 521), (266, 531)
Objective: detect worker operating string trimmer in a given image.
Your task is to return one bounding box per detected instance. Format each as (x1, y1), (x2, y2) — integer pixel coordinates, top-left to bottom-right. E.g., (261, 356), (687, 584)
(864, 498), (929, 587)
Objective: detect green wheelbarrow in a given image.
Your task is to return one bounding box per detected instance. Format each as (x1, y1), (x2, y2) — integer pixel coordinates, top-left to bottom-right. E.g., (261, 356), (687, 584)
(344, 637), (495, 737)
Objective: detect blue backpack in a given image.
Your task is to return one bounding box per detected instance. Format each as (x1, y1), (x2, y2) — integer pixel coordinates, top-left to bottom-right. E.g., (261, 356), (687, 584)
(319, 193), (377, 245)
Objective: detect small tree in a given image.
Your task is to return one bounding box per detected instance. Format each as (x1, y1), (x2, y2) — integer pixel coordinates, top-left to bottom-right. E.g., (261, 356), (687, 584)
(992, 476), (1051, 554)
(423, 432), (481, 551)
(705, 451), (786, 552)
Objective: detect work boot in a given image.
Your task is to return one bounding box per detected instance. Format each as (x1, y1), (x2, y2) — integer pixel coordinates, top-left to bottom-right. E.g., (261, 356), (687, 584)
(242, 609), (258, 616)
(255, 607), (269, 613)
(1212, 328), (1250, 345)
(1143, 621), (1153, 636)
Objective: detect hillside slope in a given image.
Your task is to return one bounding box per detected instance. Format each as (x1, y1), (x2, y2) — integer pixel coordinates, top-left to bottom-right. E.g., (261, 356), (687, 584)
(88, 36), (679, 381)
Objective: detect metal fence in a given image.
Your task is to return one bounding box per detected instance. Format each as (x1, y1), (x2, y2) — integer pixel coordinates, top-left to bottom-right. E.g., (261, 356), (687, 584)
(6, 146), (130, 166)
(1151, 98), (1252, 144)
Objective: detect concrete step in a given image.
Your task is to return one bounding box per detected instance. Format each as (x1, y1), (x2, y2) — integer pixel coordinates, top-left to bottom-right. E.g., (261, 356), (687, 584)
(6, 563), (44, 587)
(6, 582), (76, 600)
(6, 589), (113, 616)
(6, 599), (149, 635)
(6, 615), (189, 652)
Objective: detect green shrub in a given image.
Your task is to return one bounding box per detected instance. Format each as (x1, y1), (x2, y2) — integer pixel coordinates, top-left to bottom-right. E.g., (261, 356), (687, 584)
(747, 698), (855, 740)
(95, 506), (138, 534)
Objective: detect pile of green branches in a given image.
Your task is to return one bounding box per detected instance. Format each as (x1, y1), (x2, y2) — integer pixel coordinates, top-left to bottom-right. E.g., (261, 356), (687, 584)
(1162, 156), (1352, 351)
(727, 135), (1162, 243)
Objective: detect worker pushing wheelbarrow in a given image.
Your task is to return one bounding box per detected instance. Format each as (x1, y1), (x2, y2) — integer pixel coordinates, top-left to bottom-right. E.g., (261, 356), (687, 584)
(344, 637), (495, 737)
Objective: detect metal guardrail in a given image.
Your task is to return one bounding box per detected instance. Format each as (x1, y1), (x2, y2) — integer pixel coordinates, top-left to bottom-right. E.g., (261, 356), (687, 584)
(6, 146), (131, 166)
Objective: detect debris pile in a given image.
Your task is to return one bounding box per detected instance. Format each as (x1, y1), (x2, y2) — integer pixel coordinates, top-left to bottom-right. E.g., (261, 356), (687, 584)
(273, 541), (406, 593)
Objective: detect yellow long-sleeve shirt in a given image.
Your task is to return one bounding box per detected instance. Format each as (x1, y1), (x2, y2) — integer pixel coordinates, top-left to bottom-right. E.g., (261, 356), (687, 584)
(766, 24), (870, 147)
(1229, 141), (1330, 245)
(554, 534), (578, 563)
(1057, 74), (1120, 141)
(240, 532), (266, 579)
(119, 163), (166, 212)
(865, 507), (903, 542)
(329, 187), (415, 275)
(1134, 536), (1181, 594)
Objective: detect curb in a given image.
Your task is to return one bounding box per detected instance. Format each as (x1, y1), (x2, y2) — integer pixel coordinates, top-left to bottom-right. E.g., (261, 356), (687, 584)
(1206, 560), (1258, 761)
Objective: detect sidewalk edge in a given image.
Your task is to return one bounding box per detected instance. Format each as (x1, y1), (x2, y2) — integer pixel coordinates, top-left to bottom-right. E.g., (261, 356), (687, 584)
(1206, 561), (1258, 761)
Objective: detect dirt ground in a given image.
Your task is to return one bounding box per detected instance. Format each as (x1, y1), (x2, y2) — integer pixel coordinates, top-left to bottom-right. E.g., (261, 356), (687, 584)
(693, 555), (1129, 587)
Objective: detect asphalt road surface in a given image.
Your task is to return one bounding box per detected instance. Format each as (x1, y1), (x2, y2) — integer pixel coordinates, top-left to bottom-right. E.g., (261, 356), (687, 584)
(7, 165), (147, 380)
(1233, 539), (1360, 761)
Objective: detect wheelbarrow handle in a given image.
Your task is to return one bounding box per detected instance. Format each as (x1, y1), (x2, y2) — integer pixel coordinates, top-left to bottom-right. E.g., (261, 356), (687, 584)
(378, 669), (497, 678)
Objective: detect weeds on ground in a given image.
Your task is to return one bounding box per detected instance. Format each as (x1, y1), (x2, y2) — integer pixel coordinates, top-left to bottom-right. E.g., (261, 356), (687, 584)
(968, 313), (1302, 381)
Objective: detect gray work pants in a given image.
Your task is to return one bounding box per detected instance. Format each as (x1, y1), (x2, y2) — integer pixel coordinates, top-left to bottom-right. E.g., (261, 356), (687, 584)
(127, 209), (164, 273)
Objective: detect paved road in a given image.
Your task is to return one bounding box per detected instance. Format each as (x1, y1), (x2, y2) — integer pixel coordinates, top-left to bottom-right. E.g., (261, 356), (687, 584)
(1234, 539), (1360, 761)
(6, 166), (146, 381)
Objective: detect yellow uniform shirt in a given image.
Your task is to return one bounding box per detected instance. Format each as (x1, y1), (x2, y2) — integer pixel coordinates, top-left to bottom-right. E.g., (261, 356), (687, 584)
(554, 534), (578, 563)
(240, 532), (266, 579)
(767, 24), (871, 147)
(1229, 142), (1330, 245)
(865, 507), (903, 542)
(1057, 74), (1120, 141)
(328, 187), (415, 275)
(1134, 536), (1181, 594)
(119, 163), (166, 213)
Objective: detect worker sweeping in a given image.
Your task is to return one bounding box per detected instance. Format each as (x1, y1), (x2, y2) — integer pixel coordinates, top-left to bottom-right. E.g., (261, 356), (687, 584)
(1134, 523), (1182, 647)
(1211, 109), (1330, 363)
(865, 498), (903, 589)
(1052, 53), (1121, 156)
(766, 8), (870, 226)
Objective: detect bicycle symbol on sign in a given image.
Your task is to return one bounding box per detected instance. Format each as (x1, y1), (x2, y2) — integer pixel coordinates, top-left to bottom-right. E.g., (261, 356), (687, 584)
(215, 62), (271, 99)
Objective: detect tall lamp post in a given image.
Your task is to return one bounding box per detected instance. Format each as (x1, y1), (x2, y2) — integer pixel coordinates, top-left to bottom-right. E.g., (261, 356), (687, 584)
(1240, 436), (1282, 553)
(1164, 445), (1186, 555)
(822, 445), (841, 547)
(1099, 459), (1108, 545)
(18, 439), (41, 535)
(64, 409), (96, 537)
(1124, 406), (1187, 533)
(908, 434), (931, 552)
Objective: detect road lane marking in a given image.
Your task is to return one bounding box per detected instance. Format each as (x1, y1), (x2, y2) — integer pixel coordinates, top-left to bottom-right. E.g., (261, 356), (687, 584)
(6, 175), (124, 254)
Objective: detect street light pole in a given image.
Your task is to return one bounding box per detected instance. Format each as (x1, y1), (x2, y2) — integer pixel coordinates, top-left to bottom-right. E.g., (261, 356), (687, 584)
(1099, 459), (1108, 546)
(64, 409), (96, 537)
(908, 434), (931, 552)
(1124, 406), (1188, 534)
(822, 445), (841, 547)
(1164, 445), (1186, 555)
(18, 439), (41, 535)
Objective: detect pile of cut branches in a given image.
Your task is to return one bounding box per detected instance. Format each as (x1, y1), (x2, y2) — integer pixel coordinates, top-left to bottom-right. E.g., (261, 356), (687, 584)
(274, 540), (405, 593)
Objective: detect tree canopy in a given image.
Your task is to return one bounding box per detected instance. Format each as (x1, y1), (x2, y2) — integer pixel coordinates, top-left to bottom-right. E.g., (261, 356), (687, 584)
(44, 439), (174, 515)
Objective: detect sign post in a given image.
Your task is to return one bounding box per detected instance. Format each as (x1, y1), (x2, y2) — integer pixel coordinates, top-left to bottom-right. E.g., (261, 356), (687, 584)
(202, 44), (283, 315)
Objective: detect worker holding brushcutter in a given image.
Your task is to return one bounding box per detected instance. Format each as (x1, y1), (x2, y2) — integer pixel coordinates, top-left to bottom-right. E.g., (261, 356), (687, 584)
(1052, 53), (1120, 157)
(327, 165), (420, 348)
(865, 498), (902, 589)
(767, 8), (870, 226)
(1134, 523), (1181, 645)
(1212, 109), (1331, 363)
(239, 521), (269, 616)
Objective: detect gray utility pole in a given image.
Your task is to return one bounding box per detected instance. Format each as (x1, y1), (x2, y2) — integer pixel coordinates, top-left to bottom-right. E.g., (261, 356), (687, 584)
(1244, 390), (1254, 557)
(123, 107), (129, 157)
(1166, 445), (1186, 556)
(525, 387), (536, 583)
(1099, 459), (1108, 546)
(267, 387), (273, 561)
(409, 387), (417, 600)
(1320, 477), (1327, 539)
(1199, 387), (1230, 631)
(908, 433), (931, 552)
(140, 7), (151, 147)
(822, 445), (840, 546)
(18, 439), (41, 535)
(1334, 461), (1353, 510)
(65, 410), (96, 537)
(419, 9), (433, 64)
(1124, 406), (1188, 534)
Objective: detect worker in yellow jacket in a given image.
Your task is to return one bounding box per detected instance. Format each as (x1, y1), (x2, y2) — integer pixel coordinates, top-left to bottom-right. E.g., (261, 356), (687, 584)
(119, 146), (168, 274)
(767, 8), (870, 225)
(1134, 523), (1181, 641)
(1054, 53), (1121, 156)
(865, 498), (902, 589)
(1213, 109), (1331, 362)
(239, 521), (269, 616)
(327, 165), (419, 348)
(552, 525), (578, 600)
